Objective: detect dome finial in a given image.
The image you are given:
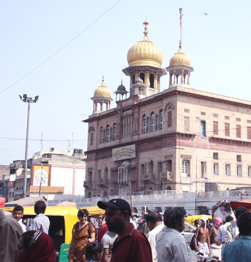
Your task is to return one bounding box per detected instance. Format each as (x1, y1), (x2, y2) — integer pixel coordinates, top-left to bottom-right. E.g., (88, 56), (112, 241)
(102, 75), (104, 83)
(179, 8), (183, 50)
(143, 19), (149, 37)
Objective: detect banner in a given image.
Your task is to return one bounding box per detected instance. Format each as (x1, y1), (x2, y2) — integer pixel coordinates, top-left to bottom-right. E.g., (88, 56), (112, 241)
(33, 165), (50, 186)
(112, 145), (136, 161)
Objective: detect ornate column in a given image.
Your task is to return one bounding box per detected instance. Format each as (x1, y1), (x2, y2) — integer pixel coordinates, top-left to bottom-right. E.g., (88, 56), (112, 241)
(181, 69), (184, 84)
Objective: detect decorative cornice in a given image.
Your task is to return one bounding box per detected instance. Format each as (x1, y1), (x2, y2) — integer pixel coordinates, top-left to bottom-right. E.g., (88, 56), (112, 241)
(85, 132), (195, 155)
(83, 110), (119, 123)
(83, 88), (251, 123)
(122, 65), (166, 76)
(209, 136), (251, 146)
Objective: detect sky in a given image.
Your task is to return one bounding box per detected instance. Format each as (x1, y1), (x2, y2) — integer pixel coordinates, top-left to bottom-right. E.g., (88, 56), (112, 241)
(1, 0), (251, 165)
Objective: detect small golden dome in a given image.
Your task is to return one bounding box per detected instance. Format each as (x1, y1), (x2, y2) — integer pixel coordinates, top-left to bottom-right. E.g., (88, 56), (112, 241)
(94, 78), (111, 98)
(169, 48), (190, 66)
(127, 21), (163, 68)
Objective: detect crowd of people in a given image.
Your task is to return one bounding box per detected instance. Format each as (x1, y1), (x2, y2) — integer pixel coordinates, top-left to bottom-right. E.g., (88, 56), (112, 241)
(0, 199), (251, 261)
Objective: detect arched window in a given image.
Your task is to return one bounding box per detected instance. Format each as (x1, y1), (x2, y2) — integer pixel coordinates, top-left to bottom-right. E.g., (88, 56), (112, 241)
(167, 106), (172, 128)
(87, 192), (92, 198)
(159, 109), (163, 130)
(106, 125), (110, 142)
(150, 74), (154, 88)
(113, 123), (116, 140)
(140, 72), (145, 83)
(166, 186), (172, 190)
(150, 112), (155, 132)
(142, 114), (146, 133)
(100, 127), (104, 143)
(104, 167), (108, 181)
(89, 126), (95, 146)
(132, 74), (135, 84)
(156, 114), (158, 130)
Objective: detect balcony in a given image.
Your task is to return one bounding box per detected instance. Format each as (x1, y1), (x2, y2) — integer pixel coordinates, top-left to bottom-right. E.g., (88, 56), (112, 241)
(141, 174), (156, 183)
(160, 171), (172, 181)
(98, 178), (110, 187)
(83, 181), (92, 188)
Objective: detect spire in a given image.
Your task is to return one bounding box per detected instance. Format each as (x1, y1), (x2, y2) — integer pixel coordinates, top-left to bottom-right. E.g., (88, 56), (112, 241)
(143, 19), (149, 37)
(179, 8), (183, 50)
(102, 75), (104, 83)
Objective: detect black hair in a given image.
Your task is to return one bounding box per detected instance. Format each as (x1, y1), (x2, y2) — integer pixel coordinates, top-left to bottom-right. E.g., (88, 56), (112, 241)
(13, 205), (24, 213)
(145, 211), (162, 224)
(77, 208), (89, 218)
(237, 211), (251, 236)
(226, 216), (234, 223)
(235, 206), (247, 219)
(34, 200), (46, 214)
(22, 231), (36, 251)
(164, 207), (186, 229)
(86, 241), (103, 261)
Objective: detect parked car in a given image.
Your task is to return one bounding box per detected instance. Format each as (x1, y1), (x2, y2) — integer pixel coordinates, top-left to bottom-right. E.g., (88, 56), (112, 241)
(182, 221), (196, 244)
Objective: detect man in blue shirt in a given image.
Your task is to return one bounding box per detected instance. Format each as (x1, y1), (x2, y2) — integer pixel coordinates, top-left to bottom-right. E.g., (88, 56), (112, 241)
(223, 211), (251, 262)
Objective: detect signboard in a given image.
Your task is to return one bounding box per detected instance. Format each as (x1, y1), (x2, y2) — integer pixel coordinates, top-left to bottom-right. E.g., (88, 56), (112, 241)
(30, 186), (64, 194)
(7, 181), (14, 188)
(112, 145), (136, 161)
(33, 165), (50, 186)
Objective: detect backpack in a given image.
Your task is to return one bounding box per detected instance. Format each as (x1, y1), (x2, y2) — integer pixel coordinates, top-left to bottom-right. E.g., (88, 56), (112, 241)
(190, 234), (196, 250)
(190, 228), (200, 251)
(210, 227), (215, 244)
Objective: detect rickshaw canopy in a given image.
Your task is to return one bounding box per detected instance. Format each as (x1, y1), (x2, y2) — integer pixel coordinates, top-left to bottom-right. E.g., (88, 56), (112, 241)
(231, 200), (251, 212)
(185, 215), (212, 225)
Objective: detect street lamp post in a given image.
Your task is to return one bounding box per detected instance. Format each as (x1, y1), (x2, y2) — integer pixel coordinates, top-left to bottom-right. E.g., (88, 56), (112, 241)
(19, 94), (39, 197)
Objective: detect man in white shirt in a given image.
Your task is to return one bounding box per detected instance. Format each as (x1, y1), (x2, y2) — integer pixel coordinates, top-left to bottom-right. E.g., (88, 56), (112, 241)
(101, 230), (118, 262)
(30, 200), (50, 234)
(145, 211), (164, 262)
(156, 207), (191, 262)
(218, 216), (234, 243)
(12, 205), (27, 233)
(225, 206), (247, 244)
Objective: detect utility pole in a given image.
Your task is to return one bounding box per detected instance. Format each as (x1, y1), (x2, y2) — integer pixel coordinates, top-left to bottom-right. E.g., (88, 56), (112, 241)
(39, 163), (44, 196)
(19, 94), (39, 197)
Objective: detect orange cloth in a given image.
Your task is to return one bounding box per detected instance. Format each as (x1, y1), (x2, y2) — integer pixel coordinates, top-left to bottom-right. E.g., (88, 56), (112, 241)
(68, 222), (95, 262)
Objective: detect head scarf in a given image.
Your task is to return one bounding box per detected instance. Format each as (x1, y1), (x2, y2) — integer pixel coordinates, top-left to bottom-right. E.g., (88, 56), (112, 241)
(200, 215), (209, 228)
(19, 232), (56, 262)
(214, 217), (222, 228)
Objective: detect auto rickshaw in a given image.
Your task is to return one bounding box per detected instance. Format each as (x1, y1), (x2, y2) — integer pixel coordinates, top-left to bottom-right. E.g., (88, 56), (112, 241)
(185, 214), (212, 226)
(2, 205), (105, 262)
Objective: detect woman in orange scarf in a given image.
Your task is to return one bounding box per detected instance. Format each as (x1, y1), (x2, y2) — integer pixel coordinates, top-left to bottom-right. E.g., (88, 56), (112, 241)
(68, 209), (96, 262)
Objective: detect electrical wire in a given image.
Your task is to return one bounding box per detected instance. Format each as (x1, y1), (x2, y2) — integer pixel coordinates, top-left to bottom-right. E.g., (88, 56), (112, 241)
(0, 137), (88, 142)
(0, 0), (123, 95)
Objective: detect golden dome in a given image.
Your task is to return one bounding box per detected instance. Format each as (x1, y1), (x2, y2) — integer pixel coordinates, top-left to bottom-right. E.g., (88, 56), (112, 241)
(169, 48), (190, 66)
(127, 21), (163, 68)
(94, 78), (111, 98)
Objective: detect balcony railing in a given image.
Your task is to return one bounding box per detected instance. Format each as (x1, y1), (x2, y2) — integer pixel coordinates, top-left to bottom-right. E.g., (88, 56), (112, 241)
(141, 174), (156, 183)
(83, 181), (92, 188)
(160, 171), (172, 181)
(98, 178), (110, 187)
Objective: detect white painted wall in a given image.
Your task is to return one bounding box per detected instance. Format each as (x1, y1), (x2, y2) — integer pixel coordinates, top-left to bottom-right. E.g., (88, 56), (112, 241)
(75, 168), (85, 196)
(51, 166), (73, 194)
